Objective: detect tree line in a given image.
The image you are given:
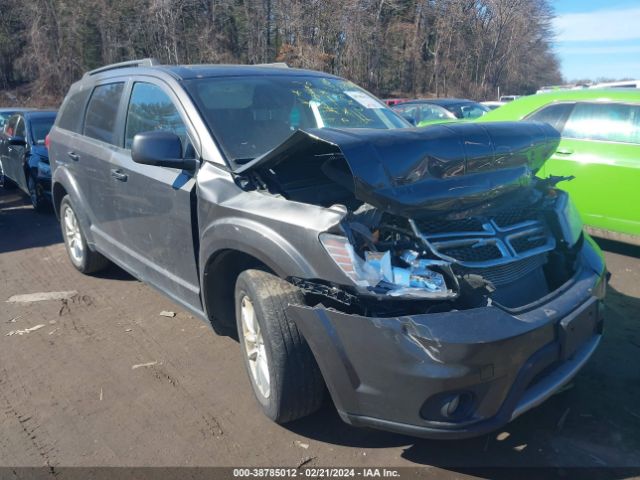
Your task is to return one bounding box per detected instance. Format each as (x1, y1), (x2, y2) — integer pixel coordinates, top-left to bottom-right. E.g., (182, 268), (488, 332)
(0, 0), (562, 105)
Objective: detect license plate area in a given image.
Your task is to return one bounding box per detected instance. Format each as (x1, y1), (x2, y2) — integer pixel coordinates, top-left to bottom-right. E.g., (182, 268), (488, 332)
(559, 299), (599, 360)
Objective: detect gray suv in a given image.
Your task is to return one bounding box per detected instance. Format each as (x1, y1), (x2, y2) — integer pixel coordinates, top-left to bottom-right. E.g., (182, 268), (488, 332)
(49, 59), (607, 439)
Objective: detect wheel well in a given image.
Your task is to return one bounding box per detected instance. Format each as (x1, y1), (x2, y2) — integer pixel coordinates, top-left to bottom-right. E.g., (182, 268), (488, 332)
(203, 249), (274, 335)
(52, 182), (68, 218)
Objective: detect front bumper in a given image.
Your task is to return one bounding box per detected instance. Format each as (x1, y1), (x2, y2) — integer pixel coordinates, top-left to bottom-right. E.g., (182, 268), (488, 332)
(287, 237), (607, 439)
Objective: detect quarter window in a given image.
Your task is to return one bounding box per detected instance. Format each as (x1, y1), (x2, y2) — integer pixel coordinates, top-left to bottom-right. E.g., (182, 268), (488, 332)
(124, 82), (191, 156)
(84, 83), (125, 145)
(526, 103), (574, 132)
(563, 102), (640, 144)
(58, 88), (91, 133)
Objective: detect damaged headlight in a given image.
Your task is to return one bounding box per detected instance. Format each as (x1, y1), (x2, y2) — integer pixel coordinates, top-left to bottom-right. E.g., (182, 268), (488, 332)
(319, 234), (455, 299)
(554, 191), (583, 247)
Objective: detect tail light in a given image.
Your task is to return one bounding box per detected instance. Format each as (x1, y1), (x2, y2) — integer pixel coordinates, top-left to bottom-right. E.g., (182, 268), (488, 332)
(44, 134), (50, 149)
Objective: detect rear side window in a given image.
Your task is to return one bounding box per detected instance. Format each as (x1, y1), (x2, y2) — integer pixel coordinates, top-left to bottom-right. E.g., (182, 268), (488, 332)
(563, 102), (640, 144)
(84, 83), (125, 145)
(526, 103), (574, 132)
(58, 89), (90, 133)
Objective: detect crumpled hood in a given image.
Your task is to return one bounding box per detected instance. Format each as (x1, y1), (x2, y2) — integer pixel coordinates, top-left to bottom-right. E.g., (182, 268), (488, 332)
(235, 121), (560, 215)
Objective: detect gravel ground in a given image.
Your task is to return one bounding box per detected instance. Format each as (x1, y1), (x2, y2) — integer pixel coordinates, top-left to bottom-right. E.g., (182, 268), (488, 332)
(1, 187), (639, 476)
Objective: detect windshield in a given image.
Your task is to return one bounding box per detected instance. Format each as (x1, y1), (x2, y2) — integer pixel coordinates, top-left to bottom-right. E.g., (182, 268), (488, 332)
(185, 75), (407, 164)
(444, 102), (489, 119)
(30, 117), (55, 145)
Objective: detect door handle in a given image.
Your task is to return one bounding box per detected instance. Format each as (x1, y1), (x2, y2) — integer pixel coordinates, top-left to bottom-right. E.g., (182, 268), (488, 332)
(556, 148), (574, 156)
(67, 151), (80, 161)
(110, 169), (128, 182)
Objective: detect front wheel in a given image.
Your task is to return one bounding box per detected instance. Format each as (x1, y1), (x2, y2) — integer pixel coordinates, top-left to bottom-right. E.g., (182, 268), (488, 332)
(60, 195), (110, 274)
(235, 269), (325, 423)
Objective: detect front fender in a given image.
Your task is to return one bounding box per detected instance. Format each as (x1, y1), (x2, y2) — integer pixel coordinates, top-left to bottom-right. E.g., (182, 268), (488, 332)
(199, 217), (316, 281)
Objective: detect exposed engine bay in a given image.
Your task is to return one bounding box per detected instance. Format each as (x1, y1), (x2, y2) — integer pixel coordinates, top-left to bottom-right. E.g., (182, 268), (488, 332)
(235, 122), (583, 316)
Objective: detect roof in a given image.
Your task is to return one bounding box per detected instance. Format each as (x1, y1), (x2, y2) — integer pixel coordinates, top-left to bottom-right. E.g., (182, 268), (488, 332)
(159, 64), (335, 80)
(480, 88), (640, 122)
(23, 110), (57, 118)
(82, 59), (338, 82)
(0, 108), (36, 113)
(400, 98), (477, 106)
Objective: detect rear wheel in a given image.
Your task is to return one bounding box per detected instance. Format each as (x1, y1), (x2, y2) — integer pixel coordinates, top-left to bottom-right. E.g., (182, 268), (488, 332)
(235, 269), (325, 423)
(60, 195), (109, 274)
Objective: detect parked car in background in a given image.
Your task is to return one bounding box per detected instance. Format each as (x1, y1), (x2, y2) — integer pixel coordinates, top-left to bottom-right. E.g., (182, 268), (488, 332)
(481, 101), (506, 110)
(393, 98), (489, 126)
(499, 95), (521, 102)
(391, 101), (458, 126)
(589, 80), (640, 89)
(383, 98), (411, 107)
(0, 110), (57, 211)
(478, 89), (640, 245)
(0, 108), (36, 131)
(48, 59), (606, 439)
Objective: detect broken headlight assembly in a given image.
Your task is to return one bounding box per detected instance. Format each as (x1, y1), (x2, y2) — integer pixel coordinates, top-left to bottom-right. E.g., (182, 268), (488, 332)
(554, 191), (583, 247)
(319, 233), (457, 300)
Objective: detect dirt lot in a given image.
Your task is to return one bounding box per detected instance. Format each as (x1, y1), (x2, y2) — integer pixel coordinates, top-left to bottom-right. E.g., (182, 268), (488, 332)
(1, 187), (640, 475)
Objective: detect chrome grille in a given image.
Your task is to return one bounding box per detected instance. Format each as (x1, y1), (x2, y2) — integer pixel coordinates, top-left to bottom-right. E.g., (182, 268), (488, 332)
(410, 211), (555, 268)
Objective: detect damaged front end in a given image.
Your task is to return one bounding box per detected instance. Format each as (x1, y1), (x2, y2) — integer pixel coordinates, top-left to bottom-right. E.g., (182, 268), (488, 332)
(232, 121), (606, 438)
(236, 121), (581, 315)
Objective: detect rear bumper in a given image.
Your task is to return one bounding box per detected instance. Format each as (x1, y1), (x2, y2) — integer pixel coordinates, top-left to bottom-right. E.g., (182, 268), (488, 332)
(287, 237), (607, 439)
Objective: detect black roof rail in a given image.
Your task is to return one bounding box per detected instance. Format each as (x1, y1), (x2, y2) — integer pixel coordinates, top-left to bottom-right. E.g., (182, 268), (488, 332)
(84, 58), (160, 77)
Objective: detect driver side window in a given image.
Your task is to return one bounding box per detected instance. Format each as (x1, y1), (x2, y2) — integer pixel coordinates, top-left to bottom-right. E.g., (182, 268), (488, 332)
(125, 82), (194, 158)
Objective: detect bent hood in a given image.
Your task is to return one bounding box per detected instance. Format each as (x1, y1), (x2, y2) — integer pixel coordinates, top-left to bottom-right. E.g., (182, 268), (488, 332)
(235, 122), (560, 216)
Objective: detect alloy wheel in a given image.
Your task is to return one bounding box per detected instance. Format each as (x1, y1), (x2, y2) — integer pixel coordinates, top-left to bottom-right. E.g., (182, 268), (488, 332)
(63, 206), (84, 265)
(240, 295), (271, 399)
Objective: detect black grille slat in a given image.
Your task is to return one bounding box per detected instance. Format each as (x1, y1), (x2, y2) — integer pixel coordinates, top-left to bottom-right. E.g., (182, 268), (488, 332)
(440, 244), (502, 262)
(493, 208), (539, 228)
(414, 217), (485, 235)
(456, 254), (547, 286)
(510, 235), (548, 254)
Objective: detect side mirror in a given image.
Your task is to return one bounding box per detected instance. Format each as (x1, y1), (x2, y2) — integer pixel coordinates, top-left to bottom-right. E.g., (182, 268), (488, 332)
(8, 136), (27, 146)
(131, 131), (196, 170)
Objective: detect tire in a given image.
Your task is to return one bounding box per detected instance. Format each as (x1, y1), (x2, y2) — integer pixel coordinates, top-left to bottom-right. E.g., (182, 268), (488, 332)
(235, 269), (325, 423)
(60, 195), (110, 274)
(27, 174), (48, 213)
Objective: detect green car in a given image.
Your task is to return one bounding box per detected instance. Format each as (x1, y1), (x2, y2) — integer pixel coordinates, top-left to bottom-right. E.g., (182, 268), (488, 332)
(478, 89), (640, 245)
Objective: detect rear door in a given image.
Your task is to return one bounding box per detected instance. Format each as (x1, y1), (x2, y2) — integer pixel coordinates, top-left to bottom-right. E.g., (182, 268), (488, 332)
(71, 81), (128, 249)
(4, 115), (28, 191)
(1, 115), (20, 183)
(106, 79), (202, 310)
(540, 102), (640, 237)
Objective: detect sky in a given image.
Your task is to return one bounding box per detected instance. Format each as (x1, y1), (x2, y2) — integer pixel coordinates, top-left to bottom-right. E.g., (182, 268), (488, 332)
(553, 0), (640, 81)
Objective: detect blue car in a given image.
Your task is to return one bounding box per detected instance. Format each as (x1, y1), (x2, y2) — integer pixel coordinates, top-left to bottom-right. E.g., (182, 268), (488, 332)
(0, 110), (56, 211)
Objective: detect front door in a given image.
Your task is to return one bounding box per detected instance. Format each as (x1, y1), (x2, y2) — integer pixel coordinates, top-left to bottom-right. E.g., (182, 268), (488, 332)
(107, 80), (202, 311)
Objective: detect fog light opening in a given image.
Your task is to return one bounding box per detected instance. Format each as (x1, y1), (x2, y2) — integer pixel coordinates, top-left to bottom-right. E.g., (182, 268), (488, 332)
(420, 391), (476, 422)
